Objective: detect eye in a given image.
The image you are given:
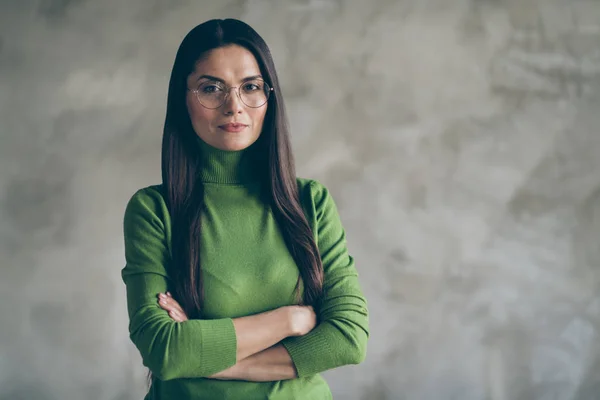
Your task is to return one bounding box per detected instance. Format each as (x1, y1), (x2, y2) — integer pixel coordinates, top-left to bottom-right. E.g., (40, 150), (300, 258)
(243, 82), (262, 92)
(199, 82), (224, 93)
(202, 85), (221, 93)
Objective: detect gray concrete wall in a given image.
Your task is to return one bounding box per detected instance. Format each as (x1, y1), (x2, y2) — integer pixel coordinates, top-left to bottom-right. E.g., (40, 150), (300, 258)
(1, 0), (600, 399)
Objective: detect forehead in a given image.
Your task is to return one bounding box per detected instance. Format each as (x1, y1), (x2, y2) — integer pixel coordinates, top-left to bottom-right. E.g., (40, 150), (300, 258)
(189, 45), (261, 83)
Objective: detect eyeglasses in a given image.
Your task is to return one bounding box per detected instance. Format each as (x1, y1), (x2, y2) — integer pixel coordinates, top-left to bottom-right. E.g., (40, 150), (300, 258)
(187, 79), (273, 109)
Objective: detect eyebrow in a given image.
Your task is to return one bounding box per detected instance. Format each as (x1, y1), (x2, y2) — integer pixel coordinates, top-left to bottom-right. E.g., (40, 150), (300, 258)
(196, 74), (263, 83)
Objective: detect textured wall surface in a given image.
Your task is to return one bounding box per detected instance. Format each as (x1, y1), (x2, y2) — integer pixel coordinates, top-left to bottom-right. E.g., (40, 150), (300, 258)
(1, 0), (600, 399)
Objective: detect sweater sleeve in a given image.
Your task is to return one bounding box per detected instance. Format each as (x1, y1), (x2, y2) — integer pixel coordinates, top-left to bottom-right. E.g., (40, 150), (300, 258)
(281, 180), (369, 377)
(121, 187), (238, 381)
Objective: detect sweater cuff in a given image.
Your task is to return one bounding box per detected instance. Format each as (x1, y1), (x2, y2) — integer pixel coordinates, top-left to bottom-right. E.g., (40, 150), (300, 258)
(198, 318), (238, 375)
(281, 329), (332, 377)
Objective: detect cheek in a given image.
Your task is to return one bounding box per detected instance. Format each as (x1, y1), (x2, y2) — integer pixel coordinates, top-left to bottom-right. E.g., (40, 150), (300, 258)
(251, 107), (267, 129)
(187, 97), (214, 127)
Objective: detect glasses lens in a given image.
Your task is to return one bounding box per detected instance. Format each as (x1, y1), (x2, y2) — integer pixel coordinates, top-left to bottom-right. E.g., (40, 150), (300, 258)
(240, 80), (271, 108)
(196, 81), (226, 109)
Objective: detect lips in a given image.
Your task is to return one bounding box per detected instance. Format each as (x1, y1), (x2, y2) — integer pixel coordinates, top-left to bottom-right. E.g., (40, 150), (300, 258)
(218, 123), (248, 133)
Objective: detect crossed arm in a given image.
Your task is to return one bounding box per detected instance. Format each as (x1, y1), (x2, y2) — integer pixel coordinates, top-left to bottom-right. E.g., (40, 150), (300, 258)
(122, 182), (368, 382)
(157, 291), (302, 381)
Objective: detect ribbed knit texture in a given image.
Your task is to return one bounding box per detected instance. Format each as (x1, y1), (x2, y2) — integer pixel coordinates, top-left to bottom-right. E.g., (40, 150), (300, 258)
(121, 138), (369, 399)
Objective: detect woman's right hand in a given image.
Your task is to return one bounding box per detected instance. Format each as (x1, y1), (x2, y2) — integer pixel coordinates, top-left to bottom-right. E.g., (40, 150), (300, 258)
(287, 305), (317, 337)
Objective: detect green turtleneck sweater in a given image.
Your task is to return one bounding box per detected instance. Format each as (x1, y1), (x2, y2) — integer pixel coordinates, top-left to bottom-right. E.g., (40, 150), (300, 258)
(121, 138), (369, 399)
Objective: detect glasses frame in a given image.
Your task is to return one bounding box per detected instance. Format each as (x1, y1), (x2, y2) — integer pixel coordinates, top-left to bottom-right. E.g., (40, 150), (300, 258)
(187, 80), (274, 109)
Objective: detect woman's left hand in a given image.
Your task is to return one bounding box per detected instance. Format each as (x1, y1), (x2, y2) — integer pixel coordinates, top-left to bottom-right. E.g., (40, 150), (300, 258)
(158, 292), (189, 322)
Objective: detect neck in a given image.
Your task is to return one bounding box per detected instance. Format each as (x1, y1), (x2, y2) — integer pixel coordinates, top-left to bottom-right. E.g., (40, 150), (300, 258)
(196, 136), (264, 185)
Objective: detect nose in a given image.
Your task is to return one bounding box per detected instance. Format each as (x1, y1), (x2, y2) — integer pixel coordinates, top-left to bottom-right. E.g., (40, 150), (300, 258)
(222, 87), (244, 115)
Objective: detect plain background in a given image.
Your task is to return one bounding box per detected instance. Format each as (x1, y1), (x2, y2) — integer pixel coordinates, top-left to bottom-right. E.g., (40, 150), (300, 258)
(1, 0), (600, 399)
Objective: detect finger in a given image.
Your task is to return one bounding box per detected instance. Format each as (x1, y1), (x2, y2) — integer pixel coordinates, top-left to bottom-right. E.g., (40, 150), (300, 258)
(159, 292), (176, 305)
(172, 303), (186, 314)
(159, 298), (176, 312)
(168, 309), (182, 322)
(163, 296), (184, 313)
(170, 307), (188, 322)
(170, 309), (186, 323)
(158, 295), (187, 320)
(159, 294), (174, 305)
(158, 296), (170, 307)
(162, 297), (183, 313)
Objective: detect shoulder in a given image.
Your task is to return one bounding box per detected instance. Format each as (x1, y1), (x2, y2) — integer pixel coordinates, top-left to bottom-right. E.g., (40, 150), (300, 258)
(124, 184), (169, 228)
(296, 177), (329, 200)
(126, 184), (166, 209)
(295, 177), (337, 220)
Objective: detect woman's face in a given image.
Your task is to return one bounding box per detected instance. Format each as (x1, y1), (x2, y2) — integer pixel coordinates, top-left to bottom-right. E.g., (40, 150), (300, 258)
(186, 45), (268, 151)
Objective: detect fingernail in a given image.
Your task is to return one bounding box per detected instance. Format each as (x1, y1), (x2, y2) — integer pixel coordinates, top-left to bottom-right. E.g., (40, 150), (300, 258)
(166, 292), (171, 296)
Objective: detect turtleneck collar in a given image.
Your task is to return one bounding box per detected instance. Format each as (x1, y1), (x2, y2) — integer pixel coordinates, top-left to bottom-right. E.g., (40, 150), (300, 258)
(196, 136), (264, 185)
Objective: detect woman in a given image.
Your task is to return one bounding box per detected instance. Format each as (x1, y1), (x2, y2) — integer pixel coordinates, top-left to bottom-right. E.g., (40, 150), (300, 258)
(121, 18), (369, 399)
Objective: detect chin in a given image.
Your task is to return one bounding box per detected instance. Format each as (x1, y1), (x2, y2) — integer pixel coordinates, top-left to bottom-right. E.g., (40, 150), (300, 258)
(219, 136), (259, 151)
(221, 144), (246, 151)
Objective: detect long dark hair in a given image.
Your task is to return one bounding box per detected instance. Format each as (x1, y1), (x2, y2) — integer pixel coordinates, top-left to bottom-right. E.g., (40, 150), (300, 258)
(162, 19), (323, 326)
